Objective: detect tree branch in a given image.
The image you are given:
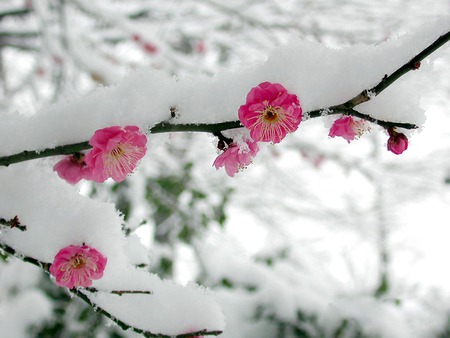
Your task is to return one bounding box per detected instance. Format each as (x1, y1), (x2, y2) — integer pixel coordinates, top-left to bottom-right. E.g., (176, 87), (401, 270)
(84, 287), (153, 296)
(0, 238), (222, 338)
(0, 29), (449, 167)
(308, 29), (450, 124)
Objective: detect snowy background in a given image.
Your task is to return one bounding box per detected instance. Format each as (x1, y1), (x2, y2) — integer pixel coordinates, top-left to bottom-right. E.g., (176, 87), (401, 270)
(1, 0), (450, 337)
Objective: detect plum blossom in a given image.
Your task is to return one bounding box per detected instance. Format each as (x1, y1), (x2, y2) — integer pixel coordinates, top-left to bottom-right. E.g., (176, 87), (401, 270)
(53, 153), (92, 184)
(85, 126), (147, 183)
(238, 82), (302, 143)
(387, 128), (408, 155)
(213, 139), (259, 177)
(329, 116), (367, 143)
(50, 245), (107, 289)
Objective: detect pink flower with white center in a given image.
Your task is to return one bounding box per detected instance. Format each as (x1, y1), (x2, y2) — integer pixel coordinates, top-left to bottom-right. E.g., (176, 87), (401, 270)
(50, 245), (107, 289)
(84, 126), (147, 183)
(213, 140), (259, 177)
(328, 116), (366, 143)
(387, 129), (408, 155)
(53, 153), (92, 184)
(238, 82), (302, 143)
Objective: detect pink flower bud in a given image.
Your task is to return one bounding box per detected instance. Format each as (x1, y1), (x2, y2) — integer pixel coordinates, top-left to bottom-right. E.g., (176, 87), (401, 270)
(143, 42), (158, 54)
(387, 129), (408, 155)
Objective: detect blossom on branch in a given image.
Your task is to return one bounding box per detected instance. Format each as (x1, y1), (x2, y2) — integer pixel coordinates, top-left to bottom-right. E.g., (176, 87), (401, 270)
(85, 126), (147, 182)
(238, 82), (302, 143)
(213, 139), (259, 177)
(387, 128), (408, 155)
(329, 116), (367, 143)
(50, 245), (107, 289)
(53, 153), (92, 184)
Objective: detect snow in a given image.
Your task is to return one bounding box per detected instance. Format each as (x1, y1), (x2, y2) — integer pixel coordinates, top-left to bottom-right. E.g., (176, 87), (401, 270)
(0, 261), (53, 338)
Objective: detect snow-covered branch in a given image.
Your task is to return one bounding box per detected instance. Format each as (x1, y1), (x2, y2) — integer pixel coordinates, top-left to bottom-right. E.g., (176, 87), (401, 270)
(308, 29), (450, 127)
(0, 229), (222, 338)
(1, 26), (449, 167)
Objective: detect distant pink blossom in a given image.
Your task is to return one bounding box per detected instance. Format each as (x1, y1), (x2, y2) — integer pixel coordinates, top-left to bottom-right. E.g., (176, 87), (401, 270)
(213, 140), (259, 177)
(329, 116), (366, 143)
(143, 42), (158, 54)
(50, 245), (107, 289)
(238, 82), (302, 143)
(85, 126), (147, 183)
(387, 129), (408, 155)
(53, 153), (92, 184)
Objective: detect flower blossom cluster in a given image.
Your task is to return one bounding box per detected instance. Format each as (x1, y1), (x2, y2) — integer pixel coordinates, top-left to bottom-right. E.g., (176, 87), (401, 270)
(327, 115), (409, 155)
(215, 82), (302, 176)
(54, 83), (409, 182)
(54, 126), (147, 184)
(50, 244), (107, 289)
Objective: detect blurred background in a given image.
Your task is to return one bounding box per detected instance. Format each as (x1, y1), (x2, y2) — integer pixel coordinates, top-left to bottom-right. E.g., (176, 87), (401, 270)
(1, 0), (450, 337)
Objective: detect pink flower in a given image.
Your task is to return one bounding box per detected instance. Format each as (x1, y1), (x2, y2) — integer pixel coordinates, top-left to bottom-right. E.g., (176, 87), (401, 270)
(387, 129), (408, 155)
(329, 116), (366, 143)
(50, 245), (107, 289)
(84, 126), (147, 183)
(53, 153), (92, 184)
(213, 140), (259, 177)
(238, 82), (302, 143)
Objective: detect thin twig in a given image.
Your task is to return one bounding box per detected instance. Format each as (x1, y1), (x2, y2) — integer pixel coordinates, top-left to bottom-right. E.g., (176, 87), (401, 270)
(84, 287), (153, 295)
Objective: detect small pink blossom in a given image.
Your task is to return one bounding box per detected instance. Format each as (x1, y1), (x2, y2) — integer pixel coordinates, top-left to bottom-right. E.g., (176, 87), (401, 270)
(213, 140), (259, 177)
(53, 153), (92, 184)
(50, 245), (107, 289)
(84, 126), (147, 183)
(329, 116), (366, 143)
(238, 82), (302, 143)
(387, 129), (408, 155)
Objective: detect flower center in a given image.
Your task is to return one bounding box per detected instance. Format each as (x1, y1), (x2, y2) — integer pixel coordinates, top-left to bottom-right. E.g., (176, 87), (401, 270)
(263, 106), (279, 122)
(103, 141), (144, 179)
(71, 255), (86, 269)
(111, 146), (126, 159)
